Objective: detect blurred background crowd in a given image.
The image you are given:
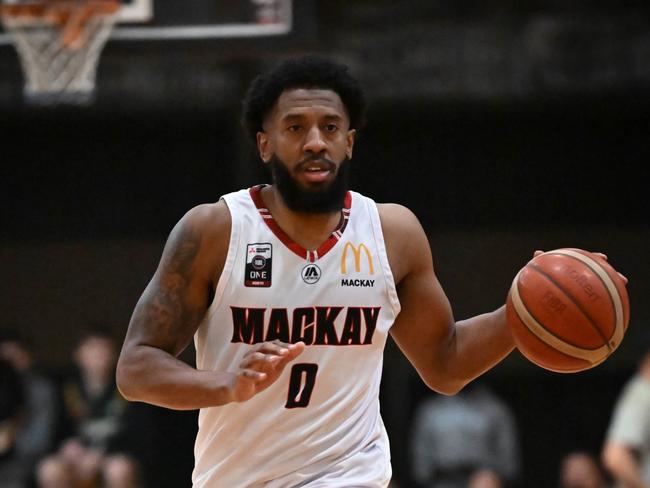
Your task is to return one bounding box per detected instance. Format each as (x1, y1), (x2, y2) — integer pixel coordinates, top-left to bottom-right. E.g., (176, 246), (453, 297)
(1, 0), (648, 487)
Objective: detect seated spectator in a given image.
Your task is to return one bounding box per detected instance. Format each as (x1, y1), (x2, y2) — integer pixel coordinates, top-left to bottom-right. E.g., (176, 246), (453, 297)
(602, 343), (650, 488)
(0, 330), (58, 488)
(469, 468), (503, 488)
(0, 356), (25, 488)
(559, 450), (609, 488)
(37, 328), (139, 488)
(410, 380), (520, 488)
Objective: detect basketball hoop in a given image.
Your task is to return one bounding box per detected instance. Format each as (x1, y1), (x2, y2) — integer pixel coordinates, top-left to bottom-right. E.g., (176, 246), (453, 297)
(0, 0), (120, 105)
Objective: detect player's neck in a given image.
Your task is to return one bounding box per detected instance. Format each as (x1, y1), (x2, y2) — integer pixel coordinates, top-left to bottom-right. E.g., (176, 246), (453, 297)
(261, 185), (343, 251)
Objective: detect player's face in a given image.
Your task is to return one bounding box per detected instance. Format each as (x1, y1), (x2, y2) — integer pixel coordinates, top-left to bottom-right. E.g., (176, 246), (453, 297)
(257, 88), (356, 211)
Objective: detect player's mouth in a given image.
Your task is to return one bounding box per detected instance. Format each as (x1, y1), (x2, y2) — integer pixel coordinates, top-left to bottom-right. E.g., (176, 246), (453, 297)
(298, 159), (336, 183)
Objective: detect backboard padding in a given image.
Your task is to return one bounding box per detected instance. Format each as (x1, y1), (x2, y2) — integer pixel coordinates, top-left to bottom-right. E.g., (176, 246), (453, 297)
(0, 0), (292, 43)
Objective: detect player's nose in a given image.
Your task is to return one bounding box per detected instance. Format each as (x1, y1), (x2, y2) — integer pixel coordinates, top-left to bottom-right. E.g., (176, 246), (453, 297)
(302, 126), (327, 153)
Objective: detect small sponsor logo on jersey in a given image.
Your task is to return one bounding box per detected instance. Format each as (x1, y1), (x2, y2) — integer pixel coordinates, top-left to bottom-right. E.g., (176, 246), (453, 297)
(340, 242), (374, 275)
(340, 242), (375, 287)
(245, 243), (272, 287)
(341, 278), (375, 287)
(301, 264), (321, 284)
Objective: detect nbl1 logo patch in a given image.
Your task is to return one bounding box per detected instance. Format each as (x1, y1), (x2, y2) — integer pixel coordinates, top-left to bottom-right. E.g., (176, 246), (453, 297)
(245, 243), (272, 287)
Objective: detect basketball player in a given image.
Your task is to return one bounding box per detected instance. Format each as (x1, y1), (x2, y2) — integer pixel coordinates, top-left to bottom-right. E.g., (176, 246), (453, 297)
(116, 55), (516, 487)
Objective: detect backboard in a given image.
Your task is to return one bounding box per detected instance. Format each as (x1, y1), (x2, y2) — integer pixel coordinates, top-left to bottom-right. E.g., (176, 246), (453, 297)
(0, 0), (293, 104)
(0, 0), (293, 44)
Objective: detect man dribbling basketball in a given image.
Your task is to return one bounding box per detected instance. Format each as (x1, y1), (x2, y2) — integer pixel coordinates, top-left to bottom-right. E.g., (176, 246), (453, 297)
(114, 55), (624, 487)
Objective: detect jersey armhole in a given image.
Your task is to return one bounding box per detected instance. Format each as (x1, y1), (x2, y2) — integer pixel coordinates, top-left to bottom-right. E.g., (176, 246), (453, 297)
(206, 195), (240, 315)
(365, 196), (401, 319)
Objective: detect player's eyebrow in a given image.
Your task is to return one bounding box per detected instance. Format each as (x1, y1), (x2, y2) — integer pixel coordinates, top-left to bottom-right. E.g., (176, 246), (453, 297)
(322, 114), (344, 122)
(281, 112), (344, 122)
(281, 112), (306, 122)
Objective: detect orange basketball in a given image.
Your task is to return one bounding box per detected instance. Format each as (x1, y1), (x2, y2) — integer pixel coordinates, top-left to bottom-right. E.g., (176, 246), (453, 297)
(506, 248), (630, 373)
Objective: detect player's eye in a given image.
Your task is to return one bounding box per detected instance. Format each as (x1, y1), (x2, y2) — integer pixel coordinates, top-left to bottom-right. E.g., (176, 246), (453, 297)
(287, 125), (302, 132)
(324, 124), (338, 133)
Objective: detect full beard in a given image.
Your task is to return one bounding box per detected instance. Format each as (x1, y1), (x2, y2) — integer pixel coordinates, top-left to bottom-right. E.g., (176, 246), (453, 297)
(268, 154), (351, 214)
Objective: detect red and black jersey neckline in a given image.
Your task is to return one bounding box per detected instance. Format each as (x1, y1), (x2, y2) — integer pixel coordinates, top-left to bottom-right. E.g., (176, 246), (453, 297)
(248, 185), (352, 263)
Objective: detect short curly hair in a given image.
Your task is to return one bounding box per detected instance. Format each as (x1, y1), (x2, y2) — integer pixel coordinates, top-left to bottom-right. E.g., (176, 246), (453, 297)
(241, 55), (366, 143)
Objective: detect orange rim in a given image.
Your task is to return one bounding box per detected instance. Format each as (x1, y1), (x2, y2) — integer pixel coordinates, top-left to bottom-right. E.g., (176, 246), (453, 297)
(0, 1), (120, 48)
(0, 1), (120, 17)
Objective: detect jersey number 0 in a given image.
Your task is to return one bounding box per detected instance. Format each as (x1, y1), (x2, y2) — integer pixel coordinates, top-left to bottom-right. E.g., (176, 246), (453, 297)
(285, 363), (318, 408)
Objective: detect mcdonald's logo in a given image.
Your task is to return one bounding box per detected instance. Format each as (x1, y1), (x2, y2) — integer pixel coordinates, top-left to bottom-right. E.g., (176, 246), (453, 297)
(340, 242), (374, 275)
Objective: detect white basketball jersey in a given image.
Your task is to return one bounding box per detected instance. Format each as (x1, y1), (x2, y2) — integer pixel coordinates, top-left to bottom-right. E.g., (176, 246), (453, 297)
(192, 185), (401, 487)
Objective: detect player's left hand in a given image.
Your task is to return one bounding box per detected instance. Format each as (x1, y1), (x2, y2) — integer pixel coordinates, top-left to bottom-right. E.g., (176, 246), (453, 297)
(229, 341), (305, 403)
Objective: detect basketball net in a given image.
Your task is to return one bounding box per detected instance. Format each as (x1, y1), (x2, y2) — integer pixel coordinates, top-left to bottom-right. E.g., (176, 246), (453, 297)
(0, 0), (119, 105)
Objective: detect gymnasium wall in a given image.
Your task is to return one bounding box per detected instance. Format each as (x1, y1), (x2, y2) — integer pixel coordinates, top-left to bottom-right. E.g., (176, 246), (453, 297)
(3, 103), (647, 367)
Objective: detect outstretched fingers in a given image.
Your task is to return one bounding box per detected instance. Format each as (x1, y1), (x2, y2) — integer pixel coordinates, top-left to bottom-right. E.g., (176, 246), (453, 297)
(230, 341), (306, 403)
(238, 368), (267, 381)
(244, 341), (305, 372)
(532, 249), (628, 284)
(278, 340), (306, 360)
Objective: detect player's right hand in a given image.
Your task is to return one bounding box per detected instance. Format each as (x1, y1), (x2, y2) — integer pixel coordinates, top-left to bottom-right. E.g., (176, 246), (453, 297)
(533, 249), (628, 284)
(227, 341), (305, 403)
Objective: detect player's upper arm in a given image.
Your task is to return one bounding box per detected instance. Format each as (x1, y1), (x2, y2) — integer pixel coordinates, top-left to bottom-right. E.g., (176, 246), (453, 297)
(378, 203), (458, 393)
(123, 201), (231, 357)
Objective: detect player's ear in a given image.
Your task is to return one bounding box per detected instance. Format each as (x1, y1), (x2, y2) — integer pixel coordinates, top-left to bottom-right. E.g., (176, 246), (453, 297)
(346, 129), (356, 160)
(257, 131), (271, 163)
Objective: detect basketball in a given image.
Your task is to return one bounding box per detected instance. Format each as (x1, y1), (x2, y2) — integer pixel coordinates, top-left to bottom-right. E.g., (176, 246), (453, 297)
(506, 248), (630, 373)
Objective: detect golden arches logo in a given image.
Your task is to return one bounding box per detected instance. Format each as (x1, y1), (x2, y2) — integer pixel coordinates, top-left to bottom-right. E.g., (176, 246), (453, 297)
(340, 242), (374, 275)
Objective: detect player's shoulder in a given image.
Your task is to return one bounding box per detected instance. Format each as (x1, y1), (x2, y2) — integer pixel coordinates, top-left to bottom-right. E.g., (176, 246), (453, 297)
(174, 200), (231, 246)
(376, 202), (425, 238)
(376, 203), (430, 280)
(376, 202), (419, 220)
(183, 200), (230, 226)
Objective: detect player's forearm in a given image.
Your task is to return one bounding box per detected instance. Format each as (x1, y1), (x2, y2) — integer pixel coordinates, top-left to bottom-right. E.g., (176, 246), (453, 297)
(447, 306), (514, 388)
(414, 307), (514, 395)
(116, 344), (235, 409)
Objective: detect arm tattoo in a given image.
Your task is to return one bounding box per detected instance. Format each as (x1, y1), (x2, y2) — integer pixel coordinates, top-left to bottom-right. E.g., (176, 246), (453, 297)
(133, 223), (206, 353)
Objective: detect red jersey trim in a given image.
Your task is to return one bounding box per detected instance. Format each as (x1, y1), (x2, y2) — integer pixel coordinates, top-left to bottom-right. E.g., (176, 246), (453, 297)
(249, 185), (352, 263)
